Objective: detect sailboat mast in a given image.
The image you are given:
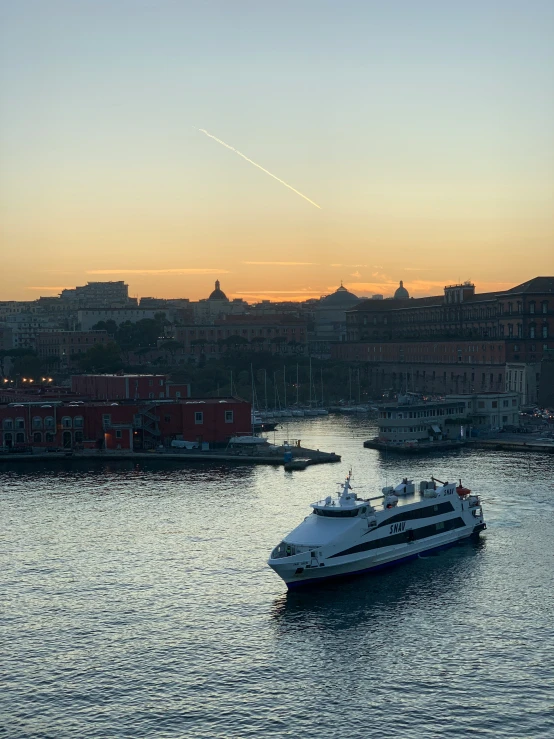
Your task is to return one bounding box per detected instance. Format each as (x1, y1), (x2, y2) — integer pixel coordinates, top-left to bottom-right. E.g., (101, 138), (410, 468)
(264, 369), (268, 411)
(309, 356), (312, 407)
(250, 364), (255, 435)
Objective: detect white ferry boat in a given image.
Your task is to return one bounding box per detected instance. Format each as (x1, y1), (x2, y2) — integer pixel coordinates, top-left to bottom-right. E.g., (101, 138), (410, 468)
(268, 472), (486, 588)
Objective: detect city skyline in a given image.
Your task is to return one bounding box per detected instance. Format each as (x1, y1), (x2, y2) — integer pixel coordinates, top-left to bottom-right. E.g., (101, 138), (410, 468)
(1, 1), (553, 301)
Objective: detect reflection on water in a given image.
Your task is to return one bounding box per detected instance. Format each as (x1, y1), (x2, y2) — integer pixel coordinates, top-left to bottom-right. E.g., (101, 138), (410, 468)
(1, 415), (552, 739)
(271, 537), (487, 630)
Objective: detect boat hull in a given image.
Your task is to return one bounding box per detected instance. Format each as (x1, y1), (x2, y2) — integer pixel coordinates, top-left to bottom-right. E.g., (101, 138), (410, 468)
(270, 524), (486, 589)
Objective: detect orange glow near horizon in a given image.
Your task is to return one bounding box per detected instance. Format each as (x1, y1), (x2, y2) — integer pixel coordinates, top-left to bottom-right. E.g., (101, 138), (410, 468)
(0, 3), (553, 302)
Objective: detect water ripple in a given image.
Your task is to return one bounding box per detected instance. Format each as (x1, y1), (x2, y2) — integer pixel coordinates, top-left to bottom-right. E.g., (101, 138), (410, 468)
(1, 416), (553, 738)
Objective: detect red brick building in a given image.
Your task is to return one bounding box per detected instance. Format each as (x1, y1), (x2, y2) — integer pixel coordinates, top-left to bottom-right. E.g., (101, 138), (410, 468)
(0, 397), (251, 450)
(337, 277), (554, 401)
(71, 374), (191, 401)
(174, 315), (309, 356)
(36, 330), (110, 369)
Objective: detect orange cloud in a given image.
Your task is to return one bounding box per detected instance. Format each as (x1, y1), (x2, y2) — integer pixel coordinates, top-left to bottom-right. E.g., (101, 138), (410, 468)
(26, 286), (74, 291)
(87, 268), (230, 275)
(242, 261), (316, 266)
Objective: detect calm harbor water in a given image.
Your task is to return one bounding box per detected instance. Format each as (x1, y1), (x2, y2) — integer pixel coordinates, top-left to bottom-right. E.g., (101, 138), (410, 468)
(1, 416), (553, 739)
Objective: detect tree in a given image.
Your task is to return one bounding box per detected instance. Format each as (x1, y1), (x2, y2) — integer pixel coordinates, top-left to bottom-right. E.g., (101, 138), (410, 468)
(11, 354), (45, 379)
(222, 335), (249, 353)
(270, 336), (287, 354)
(91, 320), (118, 336)
(78, 342), (123, 373)
(159, 340), (184, 357)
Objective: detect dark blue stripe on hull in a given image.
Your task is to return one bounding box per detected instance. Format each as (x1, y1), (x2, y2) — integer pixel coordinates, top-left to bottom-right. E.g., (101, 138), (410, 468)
(286, 532), (477, 590)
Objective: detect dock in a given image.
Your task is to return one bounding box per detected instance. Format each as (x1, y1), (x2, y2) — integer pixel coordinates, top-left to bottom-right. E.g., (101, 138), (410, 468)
(363, 439), (466, 454)
(364, 435), (554, 455)
(470, 438), (554, 454)
(0, 445), (341, 467)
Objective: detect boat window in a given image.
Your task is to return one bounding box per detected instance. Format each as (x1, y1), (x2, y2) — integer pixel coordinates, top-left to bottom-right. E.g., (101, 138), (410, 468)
(271, 542), (296, 559)
(313, 508), (359, 518)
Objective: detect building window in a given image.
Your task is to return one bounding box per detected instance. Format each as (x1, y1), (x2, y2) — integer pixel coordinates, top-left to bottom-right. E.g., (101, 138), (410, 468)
(530, 325), (536, 339)
(44, 416), (54, 428)
(542, 301), (548, 314)
(492, 401), (498, 408)
(33, 432), (42, 443)
(115, 429), (122, 439)
(508, 324), (513, 337)
(478, 401), (485, 408)
(16, 432), (25, 443)
(225, 410), (234, 423)
(159, 379), (164, 386)
(61, 417), (72, 428)
(195, 412), (204, 424)
(16, 418), (25, 429)
(45, 432), (55, 443)
(149, 379), (153, 386)
(75, 431), (83, 443)
(32, 416), (42, 429)
(542, 325), (548, 339)
(74, 416), (84, 428)
(164, 415), (171, 422)
(529, 301), (535, 314)
(149, 392), (154, 399)
(102, 414), (111, 427)
(2, 419), (13, 430)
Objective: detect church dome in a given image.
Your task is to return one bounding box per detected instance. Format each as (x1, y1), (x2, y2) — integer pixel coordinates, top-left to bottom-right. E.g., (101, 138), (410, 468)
(320, 283), (359, 306)
(208, 280), (228, 301)
(394, 280), (409, 300)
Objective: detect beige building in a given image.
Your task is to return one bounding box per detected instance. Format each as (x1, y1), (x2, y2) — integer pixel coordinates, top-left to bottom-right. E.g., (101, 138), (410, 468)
(447, 392), (520, 430)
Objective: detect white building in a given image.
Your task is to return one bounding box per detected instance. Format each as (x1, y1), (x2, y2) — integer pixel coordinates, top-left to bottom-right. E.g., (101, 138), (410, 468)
(77, 309), (159, 331)
(505, 362), (541, 406)
(4, 313), (59, 350)
(193, 281), (248, 324)
(377, 398), (469, 445)
(447, 392), (520, 430)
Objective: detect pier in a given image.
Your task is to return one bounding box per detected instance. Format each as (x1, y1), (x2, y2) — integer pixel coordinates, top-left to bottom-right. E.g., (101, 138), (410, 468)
(0, 444), (341, 467)
(363, 434), (554, 455)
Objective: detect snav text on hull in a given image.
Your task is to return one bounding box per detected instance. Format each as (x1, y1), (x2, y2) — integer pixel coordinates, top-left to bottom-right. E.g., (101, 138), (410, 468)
(268, 470), (486, 588)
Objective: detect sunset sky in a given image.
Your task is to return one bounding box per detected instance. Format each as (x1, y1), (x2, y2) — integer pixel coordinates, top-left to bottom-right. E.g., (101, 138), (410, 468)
(1, 0), (553, 302)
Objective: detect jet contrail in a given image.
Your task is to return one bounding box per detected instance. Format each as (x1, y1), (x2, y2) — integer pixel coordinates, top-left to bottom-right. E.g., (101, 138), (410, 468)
(197, 128), (321, 209)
